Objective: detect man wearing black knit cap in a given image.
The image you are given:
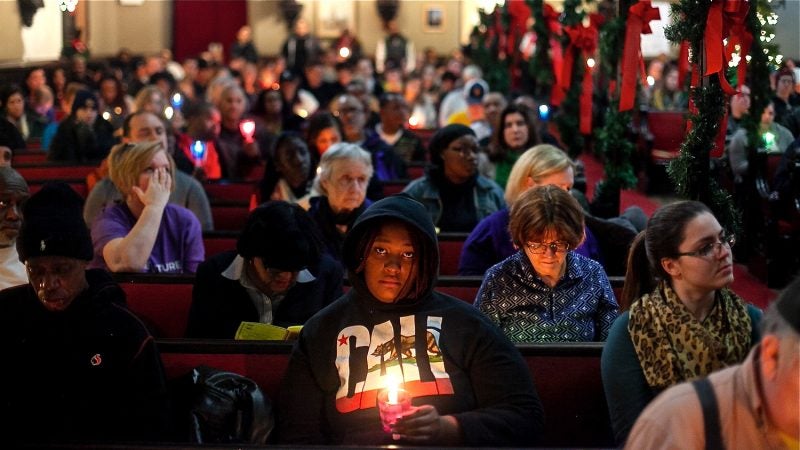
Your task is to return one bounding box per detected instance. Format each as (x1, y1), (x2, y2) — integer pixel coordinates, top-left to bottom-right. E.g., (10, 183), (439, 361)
(186, 200), (343, 339)
(626, 277), (800, 449)
(0, 182), (168, 444)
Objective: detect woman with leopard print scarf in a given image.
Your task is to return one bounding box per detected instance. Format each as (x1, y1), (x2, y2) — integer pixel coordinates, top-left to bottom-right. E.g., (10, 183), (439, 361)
(600, 200), (762, 446)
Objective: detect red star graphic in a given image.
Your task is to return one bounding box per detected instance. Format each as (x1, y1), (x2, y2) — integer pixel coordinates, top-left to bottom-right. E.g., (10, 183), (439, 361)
(338, 334), (349, 346)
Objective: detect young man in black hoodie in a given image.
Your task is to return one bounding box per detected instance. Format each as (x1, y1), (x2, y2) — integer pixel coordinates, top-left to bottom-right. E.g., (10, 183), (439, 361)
(278, 194), (543, 446)
(0, 182), (169, 444)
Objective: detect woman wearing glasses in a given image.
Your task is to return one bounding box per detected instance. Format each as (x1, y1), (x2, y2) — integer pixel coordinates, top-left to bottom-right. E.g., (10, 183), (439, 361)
(403, 124), (505, 233)
(601, 200), (762, 446)
(474, 185), (618, 343)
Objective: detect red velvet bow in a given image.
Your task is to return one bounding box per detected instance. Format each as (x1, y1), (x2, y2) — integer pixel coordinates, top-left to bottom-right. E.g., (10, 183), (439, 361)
(706, 0), (750, 95)
(542, 4), (565, 105)
(619, 1), (661, 112)
(554, 23), (599, 134)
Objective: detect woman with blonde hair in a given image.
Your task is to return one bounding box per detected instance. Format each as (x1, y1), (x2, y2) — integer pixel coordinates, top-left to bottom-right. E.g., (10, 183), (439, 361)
(459, 144), (603, 275)
(89, 141), (204, 273)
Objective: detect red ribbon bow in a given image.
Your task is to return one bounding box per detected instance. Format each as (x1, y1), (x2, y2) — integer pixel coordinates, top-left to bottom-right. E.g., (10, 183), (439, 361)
(554, 23), (599, 134)
(619, 1), (661, 112)
(542, 4), (565, 106)
(705, 0), (751, 95)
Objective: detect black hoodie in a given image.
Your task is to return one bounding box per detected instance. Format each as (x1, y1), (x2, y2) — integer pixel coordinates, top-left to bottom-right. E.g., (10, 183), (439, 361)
(278, 195), (543, 446)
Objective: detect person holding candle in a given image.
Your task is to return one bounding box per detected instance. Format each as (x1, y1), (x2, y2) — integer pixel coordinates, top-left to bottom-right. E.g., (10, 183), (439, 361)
(278, 194), (543, 446)
(215, 84), (267, 180)
(175, 101), (222, 181)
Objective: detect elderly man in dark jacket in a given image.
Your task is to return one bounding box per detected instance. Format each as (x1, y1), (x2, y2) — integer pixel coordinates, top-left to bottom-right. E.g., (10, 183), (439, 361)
(0, 182), (169, 444)
(186, 201), (343, 339)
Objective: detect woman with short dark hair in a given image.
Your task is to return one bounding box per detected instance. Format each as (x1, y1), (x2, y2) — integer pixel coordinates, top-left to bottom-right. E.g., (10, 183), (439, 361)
(475, 185), (618, 343)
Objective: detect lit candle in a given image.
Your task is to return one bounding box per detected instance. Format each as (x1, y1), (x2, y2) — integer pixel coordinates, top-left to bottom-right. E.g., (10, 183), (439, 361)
(191, 140), (206, 167)
(377, 376), (411, 433)
(239, 119), (256, 143)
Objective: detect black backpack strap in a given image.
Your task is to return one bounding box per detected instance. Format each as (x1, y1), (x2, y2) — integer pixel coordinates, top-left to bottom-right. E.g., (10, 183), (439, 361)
(691, 378), (725, 450)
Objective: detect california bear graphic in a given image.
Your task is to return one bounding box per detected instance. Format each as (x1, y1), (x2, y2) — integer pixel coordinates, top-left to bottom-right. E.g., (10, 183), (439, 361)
(371, 331), (441, 362)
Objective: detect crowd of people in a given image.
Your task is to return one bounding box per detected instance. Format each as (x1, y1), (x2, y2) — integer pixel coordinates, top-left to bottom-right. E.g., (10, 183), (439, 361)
(0, 24), (797, 448)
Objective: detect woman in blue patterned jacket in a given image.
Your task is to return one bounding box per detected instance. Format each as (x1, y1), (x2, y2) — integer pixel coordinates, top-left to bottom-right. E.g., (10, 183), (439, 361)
(474, 185), (619, 342)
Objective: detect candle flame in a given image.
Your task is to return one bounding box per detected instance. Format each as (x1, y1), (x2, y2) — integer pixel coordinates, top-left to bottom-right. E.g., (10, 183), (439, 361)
(385, 375), (401, 404)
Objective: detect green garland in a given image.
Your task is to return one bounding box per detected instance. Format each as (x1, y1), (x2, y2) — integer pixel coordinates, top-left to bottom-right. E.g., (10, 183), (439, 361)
(528, 0), (554, 101)
(662, 0), (776, 235)
(470, 8), (510, 95)
(555, 0), (586, 158)
(593, 0), (638, 212)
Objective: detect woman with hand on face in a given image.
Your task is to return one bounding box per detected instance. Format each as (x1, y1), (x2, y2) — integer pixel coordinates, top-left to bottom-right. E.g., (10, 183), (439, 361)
(601, 201), (762, 446)
(475, 185), (618, 343)
(403, 124), (505, 233)
(486, 104), (541, 189)
(278, 194), (543, 446)
(89, 141), (204, 274)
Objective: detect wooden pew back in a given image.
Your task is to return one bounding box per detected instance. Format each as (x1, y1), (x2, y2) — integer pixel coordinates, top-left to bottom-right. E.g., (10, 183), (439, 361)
(156, 340), (612, 448)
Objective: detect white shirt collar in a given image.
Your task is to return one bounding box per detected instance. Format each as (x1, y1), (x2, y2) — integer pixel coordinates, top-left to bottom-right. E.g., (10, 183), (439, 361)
(222, 255), (316, 283)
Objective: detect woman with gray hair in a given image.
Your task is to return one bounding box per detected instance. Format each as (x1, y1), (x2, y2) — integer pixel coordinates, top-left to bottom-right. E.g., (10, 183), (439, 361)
(306, 142), (374, 264)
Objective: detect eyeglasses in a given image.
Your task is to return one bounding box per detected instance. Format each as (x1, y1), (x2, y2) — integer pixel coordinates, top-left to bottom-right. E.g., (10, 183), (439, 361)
(525, 240), (570, 255)
(675, 234), (736, 258)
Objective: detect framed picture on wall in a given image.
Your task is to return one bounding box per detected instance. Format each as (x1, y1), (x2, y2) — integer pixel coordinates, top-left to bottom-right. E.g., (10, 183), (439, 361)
(316, 0), (356, 39)
(422, 4), (445, 33)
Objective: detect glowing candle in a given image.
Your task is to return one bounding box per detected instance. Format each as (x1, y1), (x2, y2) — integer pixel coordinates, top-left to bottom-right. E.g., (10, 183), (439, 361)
(191, 140), (206, 167)
(377, 376), (411, 433)
(239, 119), (256, 143)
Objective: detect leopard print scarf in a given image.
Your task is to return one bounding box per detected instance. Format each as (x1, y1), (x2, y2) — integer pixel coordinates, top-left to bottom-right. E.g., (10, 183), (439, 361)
(628, 281), (752, 389)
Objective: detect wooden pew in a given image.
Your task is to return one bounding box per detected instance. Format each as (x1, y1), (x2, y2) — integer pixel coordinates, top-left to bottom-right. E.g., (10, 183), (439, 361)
(27, 179), (88, 197)
(12, 149), (48, 164)
(407, 162), (426, 180)
(380, 179), (411, 196)
(203, 179), (255, 202)
(14, 162), (97, 182)
(155, 339), (612, 448)
(116, 271), (624, 341)
(114, 273), (195, 339)
(209, 200), (250, 232)
(438, 232), (469, 276)
(202, 230), (238, 258)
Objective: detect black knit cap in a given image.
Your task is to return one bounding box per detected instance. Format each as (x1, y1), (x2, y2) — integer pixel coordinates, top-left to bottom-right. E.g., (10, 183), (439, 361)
(236, 201), (319, 272)
(427, 123), (476, 168)
(17, 182), (93, 263)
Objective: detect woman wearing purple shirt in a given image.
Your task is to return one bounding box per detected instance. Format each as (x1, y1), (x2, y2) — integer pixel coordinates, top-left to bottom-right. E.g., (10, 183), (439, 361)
(90, 141), (203, 274)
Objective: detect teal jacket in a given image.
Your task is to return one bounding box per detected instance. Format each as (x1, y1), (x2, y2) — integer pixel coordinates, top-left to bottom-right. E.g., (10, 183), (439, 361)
(402, 174), (506, 231)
